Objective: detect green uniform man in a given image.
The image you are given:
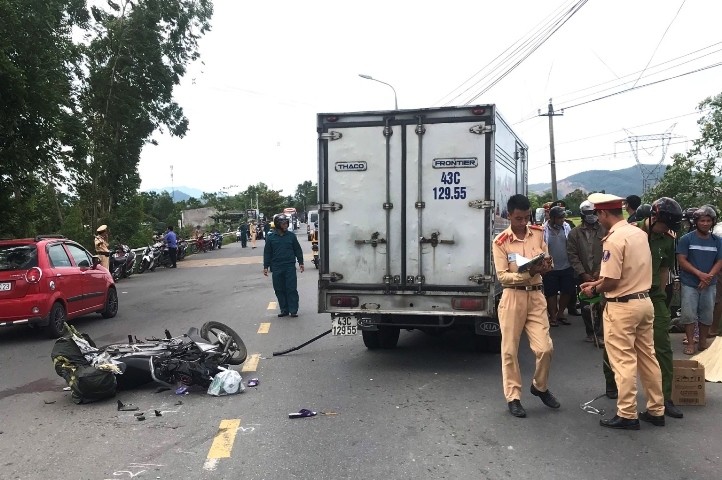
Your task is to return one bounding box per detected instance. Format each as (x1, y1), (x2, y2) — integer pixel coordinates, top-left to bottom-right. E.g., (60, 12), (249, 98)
(602, 197), (684, 419)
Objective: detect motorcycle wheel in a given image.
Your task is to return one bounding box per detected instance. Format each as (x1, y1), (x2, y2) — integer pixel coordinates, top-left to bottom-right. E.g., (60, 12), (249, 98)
(200, 321), (248, 365)
(138, 259), (149, 273)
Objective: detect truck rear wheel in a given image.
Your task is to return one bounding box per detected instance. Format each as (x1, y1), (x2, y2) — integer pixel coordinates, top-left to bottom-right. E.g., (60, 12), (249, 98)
(362, 326), (400, 350)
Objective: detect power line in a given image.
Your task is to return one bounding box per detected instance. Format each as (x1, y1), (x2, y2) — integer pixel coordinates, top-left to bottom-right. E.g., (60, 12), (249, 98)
(462, 0), (590, 105)
(527, 108), (707, 152)
(433, 0), (579, 106)
(631, 0), (687, 88)
(560, 61), (722, 110)
(513, 42), (722, 124)
(528, 137), (696, 170)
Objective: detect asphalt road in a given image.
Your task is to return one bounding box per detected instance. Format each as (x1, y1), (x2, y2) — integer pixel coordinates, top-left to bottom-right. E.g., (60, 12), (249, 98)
(1, 228), (720, 480)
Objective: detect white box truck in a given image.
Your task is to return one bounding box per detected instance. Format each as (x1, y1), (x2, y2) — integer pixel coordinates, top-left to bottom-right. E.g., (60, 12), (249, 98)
(317, 105), (528, 350)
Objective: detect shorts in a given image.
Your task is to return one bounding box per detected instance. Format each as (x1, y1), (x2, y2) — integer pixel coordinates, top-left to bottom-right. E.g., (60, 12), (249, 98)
(680, 283), (716, 326)
(542, 267), (576, 297)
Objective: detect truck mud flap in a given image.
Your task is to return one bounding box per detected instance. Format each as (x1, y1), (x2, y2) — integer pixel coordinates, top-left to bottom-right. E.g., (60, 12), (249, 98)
(475, 318), (501, 336)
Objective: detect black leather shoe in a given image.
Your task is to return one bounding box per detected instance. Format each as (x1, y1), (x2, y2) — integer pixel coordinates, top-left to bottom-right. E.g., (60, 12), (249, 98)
(639, 410), (665, 426)
(600, 415), (640, 430)
(606, 384), (618, 399)
(530, 384), (560, 408)
(664, 400), (683, 419)
(278, 312), (289, 317)
(507, 400), (526, 418)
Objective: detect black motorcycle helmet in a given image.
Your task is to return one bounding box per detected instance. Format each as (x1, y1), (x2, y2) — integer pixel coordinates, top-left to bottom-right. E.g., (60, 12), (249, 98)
(549, 206), (566, 219)
(635, 204), (652, 220)
(274, 214), (290, 229)
(650, 197), (682, 232)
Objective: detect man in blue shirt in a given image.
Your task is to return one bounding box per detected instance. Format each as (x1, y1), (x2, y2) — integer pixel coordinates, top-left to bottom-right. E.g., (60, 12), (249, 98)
(263, 215), (304, 317)
(164, 225), (178, 268)
(676, 206), (722, 353)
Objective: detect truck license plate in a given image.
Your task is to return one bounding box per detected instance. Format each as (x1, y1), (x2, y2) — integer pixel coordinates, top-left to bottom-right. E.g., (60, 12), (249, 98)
(0, 282), (11, 291)
(332, 316), (357, 335)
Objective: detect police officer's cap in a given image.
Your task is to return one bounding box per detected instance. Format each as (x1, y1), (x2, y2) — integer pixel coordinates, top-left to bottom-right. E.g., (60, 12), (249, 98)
(587, 193), (624, 211)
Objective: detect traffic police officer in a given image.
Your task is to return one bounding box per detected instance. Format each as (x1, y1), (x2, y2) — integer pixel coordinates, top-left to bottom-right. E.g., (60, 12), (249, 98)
(94, 225), (110, 270)
(602, 197), (684, 418)
(492, 194), (560, 418)
(581, 193), (665, 430)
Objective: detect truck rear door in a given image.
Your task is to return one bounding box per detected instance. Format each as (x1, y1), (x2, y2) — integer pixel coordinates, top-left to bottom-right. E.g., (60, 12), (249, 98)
(320, 107), (493, 291)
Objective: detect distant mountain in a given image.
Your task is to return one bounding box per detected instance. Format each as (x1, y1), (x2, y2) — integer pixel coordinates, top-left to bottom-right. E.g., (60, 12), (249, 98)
(148, 186), (204, 203)
(528, 165), (665, 197)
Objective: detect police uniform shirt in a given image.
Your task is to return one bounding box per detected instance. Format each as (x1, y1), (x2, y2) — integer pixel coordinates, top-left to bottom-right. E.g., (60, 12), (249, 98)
(492, 225), (547, 287)
(600, 220), (652, 298)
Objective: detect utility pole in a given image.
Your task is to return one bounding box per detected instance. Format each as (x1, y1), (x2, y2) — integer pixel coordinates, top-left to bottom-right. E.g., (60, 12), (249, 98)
(170, 165), (175, 203)
(538, 99), (563, 201)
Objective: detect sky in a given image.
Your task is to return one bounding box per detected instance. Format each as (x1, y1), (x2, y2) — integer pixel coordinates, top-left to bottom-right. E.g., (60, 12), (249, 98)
(138, 0), (722, 198)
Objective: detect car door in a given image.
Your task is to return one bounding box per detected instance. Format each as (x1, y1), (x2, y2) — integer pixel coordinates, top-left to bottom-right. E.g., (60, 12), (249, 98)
(46, 243), (85, 315)
(65, 243), (107, 312)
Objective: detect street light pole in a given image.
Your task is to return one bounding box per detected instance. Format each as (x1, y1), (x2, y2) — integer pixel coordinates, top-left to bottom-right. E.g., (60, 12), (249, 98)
(358, 74), (398, 110)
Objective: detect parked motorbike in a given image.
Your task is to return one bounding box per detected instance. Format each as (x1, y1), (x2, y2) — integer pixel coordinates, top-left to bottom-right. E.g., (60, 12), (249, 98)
(212, 232), (223, 249)
(138, 244), (155, 273)
(177, 239), (188, 261)
(109, 244), (136, 281)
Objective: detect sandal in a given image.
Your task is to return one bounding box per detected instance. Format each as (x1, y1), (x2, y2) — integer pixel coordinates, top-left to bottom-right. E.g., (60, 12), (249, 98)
(549, 319), (559, 327)
(558, 317), (571, 325)
(683, 345), (695, 355)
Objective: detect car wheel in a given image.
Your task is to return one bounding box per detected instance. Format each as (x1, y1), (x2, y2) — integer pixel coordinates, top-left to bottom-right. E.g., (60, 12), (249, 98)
(45, 302), (66, 338)
(378, 326), (400, 349)
(362, 330), (381, 349)
(101, 287), (118, 318)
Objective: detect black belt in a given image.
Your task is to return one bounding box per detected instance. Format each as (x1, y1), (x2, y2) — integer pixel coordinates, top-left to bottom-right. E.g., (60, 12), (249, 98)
(503, 285), (543, 291)
(606, 292), (649, 303)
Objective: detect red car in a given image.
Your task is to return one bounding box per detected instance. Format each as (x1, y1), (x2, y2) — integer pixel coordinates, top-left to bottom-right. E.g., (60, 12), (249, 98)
(0, 235), (118, 338)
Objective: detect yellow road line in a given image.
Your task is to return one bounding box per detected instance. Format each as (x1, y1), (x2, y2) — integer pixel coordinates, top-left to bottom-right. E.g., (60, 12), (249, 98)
(242, 353), (261, 372)
(203, 419), (241, 470)
(267, 301), (277, 310)
(257, 323), (271, 334)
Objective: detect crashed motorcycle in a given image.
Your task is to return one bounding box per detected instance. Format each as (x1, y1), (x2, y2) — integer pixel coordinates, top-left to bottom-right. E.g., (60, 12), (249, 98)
(52, 322), (248, 402)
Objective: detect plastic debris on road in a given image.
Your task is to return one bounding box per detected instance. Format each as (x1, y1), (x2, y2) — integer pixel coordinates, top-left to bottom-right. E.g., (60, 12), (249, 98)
(207, 367), (244, 396)
(247, 378), (259, 387)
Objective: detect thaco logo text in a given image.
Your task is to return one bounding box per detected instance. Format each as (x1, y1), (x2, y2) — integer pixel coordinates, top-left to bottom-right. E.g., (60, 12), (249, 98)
(335, 161), (367, 172)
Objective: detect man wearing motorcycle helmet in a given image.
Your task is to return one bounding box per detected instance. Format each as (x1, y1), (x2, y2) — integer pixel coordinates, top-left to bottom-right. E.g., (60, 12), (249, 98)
(676, 205), (722, 354)
(621, 197), (683, 418)
(543, 206), (575, 326)
(567, 200), (606, 344)
(263, 214), (304, 317)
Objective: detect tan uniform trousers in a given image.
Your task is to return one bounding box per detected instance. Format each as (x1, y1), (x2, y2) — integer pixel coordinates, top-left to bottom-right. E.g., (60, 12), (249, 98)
(498, 289), (554, 402)
(604, 299), (664, 418)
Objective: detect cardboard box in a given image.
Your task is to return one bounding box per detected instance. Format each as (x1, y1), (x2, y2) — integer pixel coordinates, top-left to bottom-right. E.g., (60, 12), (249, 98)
(672, 359), (705, 406)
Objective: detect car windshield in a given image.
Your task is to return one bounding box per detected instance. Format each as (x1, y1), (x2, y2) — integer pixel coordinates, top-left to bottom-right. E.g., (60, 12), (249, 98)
(0, 244), (38, 271)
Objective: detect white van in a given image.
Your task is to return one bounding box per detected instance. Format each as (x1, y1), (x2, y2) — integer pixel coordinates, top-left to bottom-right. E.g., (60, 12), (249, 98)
(306, 210), (319, 241)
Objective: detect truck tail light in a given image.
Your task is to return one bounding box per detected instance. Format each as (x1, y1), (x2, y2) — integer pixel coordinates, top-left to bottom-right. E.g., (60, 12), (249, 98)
(25, 267), (43, 284)
(330, 295), (359, 307)
(452, 297), (484, 311)
(325, 115), (339, 122)
(470, 106), (486, 115)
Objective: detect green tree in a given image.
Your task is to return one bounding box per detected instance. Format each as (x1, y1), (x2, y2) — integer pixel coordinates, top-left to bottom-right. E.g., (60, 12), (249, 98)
(70, 0), (213, 240)
(563, 188), (587, 214)
(0, 0), (89, 238)
(293, 180), (318, 215)
(645, 92), (722, 210)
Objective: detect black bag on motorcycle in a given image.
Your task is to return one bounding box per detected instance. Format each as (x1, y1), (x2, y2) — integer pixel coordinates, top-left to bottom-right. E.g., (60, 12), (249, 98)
(51, 336), (117, 404)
